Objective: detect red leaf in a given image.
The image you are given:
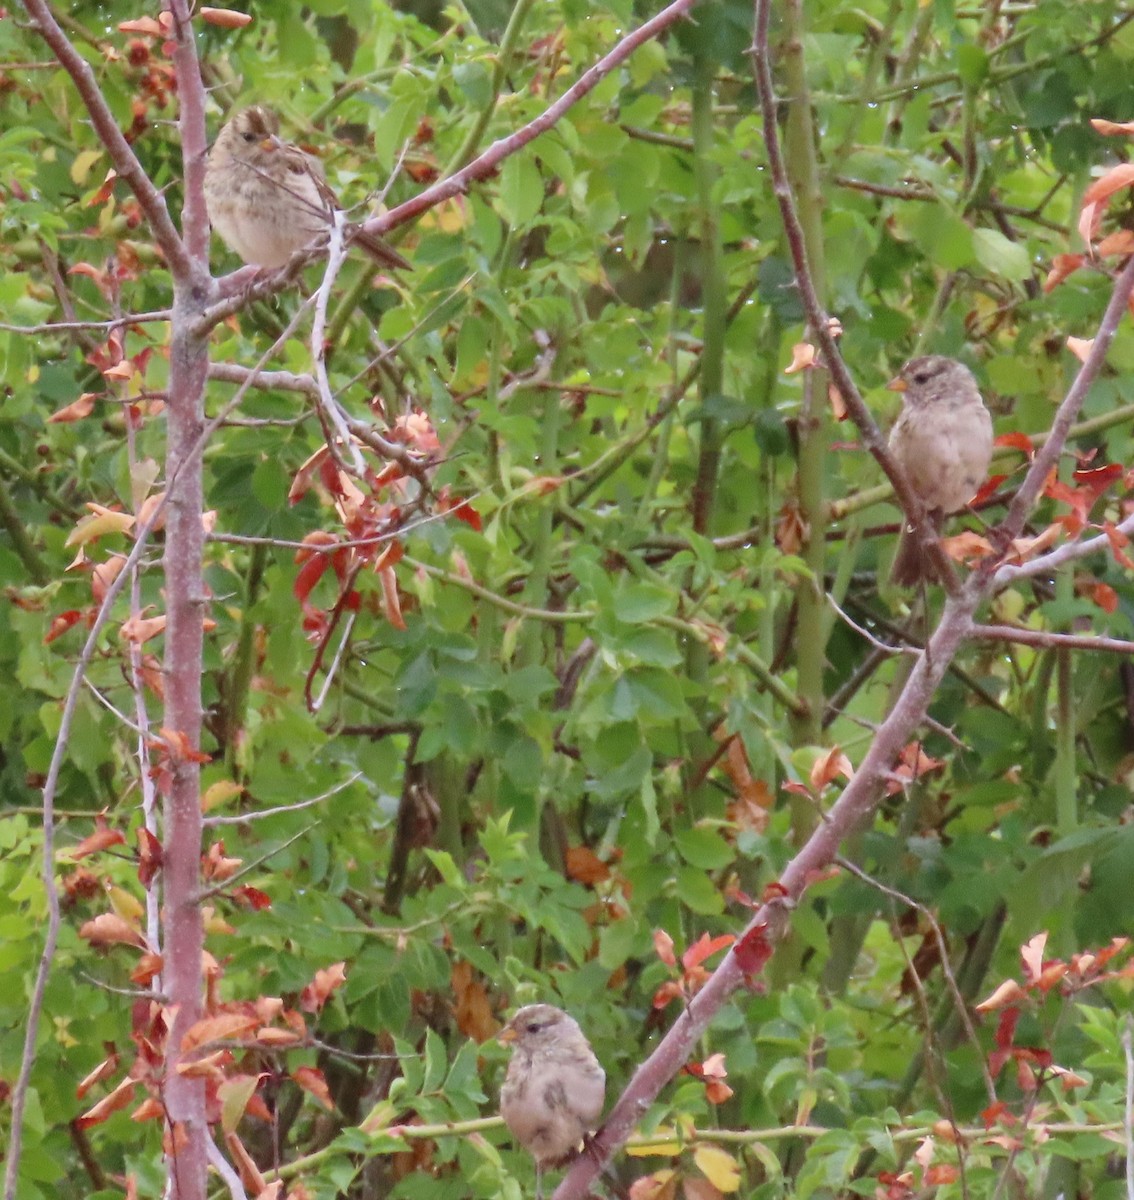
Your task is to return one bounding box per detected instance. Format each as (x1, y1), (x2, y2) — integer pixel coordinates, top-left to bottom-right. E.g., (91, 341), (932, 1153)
(734, 921), (773, 980)
(1104, 523), (1134, 570)
(137, 827), (163, 889)
(994, 431), (1035, 457)
(970, 474), (1007, 507)
(293, 552), (330, 606)
(45, 609), (86, 644)
(231, 885), (272, 910)
(1087, 582), (1118, 613)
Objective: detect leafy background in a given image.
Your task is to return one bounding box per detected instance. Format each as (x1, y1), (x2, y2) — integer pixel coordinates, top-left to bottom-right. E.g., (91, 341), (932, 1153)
(2, 0), (1134, 1197)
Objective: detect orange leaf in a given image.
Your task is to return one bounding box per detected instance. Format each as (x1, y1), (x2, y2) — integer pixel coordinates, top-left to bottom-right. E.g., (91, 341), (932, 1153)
(76, 1077), (137, 1128)
(293, 1066), (334, 1111)
(1086, 581), (1118, 613)
(180, 1013), (259, 1052)
(451, 961), (499, 1042)
(198, 6), (253, 27)
(809, 745), (853, 790)
(784, 342), (816, 375)
(378, 565), (407, 630)
(565, 846), (611, 885)
(118, 16), (166, 35)
(653, 929), (676, 967)
(975, 979), (1026, 1011)
(1090, 118), (1134, 136)
(1098, 229), (1134, 257)
(48, 393), (99, 423)
(71, 813), (126, 860)
(91, 556), (127, 605)
(130, 952), (163, 985)
(120, 612), (166, 643)
(225, 1131), (267, 1195)
(79, 913), (147, 949)
(1042, 253), (1084, 293)
(628, 1170), (679, 1200)
(300, 962), (348, 1013)
(76, 1049), (120, 1098)
(940, 529), (993, 563)
(681, 932), (735, 971)
(1079, 162), (1134, 245)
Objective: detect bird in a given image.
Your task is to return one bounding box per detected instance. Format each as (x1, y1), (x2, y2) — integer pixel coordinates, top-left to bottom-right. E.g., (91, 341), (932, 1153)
(498, 1004), (605, 1197)
(203, 106), (410, 271)
(887, 355), (993, 587)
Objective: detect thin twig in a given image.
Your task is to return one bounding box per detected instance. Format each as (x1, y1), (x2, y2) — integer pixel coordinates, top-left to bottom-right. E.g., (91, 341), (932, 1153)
(969, 624), (1134, 654)
(204, 773), (363, 827)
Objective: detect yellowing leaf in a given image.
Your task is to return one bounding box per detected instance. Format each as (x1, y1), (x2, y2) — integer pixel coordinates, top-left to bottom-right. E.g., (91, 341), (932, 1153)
(71, 149), (103, 187)
(626, 1127), (681, 1156)
(693, 1144), (741, 1193)
(202, 780), (244, 811)
(65, 508), (135, 548)
(218, 1074), (265, 1133)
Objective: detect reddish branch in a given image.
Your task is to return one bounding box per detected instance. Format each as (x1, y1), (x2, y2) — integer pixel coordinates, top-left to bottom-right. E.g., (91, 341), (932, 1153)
(202, 0), (699, 322)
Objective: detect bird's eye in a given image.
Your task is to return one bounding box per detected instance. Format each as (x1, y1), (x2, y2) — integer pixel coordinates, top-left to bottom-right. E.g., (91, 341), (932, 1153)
(913, 371), (930, 384)
(241, 131), (257, 143)
(525, 1021), (542, 1034)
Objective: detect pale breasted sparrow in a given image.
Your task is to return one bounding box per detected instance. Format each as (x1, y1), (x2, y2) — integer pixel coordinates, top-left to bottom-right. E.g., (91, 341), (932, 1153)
(203, 106), (409, 271)
(499, 1004), (605, 1195)
(887, 355), (993, 586)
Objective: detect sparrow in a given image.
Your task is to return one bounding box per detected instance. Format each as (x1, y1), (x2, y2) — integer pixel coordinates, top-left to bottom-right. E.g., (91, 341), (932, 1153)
(203, 106), (409, 271)
(887, 355), (993, 587)
(498, 1004), (605, 1196)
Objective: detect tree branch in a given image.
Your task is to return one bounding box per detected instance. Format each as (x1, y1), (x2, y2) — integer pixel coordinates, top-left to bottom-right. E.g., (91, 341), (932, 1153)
(19, 0), (193, 281)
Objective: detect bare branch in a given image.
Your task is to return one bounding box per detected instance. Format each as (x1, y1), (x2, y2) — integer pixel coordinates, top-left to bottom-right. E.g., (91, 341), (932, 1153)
(968, 624), (1134, 654)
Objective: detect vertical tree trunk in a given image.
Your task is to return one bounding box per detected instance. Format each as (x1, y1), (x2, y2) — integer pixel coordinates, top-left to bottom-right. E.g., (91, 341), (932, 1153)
(160, 291), (211, 1200)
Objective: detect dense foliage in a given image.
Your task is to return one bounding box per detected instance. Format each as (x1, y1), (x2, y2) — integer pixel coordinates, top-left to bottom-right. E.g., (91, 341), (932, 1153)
(2, 0), (1134, 1198)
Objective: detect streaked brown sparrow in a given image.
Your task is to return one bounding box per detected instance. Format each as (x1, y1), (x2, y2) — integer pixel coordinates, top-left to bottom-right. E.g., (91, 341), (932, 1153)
(499, 1004), (605, 1196)
(203, 106), (409, 271)
(887, 355), (993, 586)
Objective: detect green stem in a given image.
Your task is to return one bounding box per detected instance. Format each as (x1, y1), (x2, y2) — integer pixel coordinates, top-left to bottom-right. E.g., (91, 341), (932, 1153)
(443, 0), (539, 174)
(0, 475), (49, 585)
(781, 0), (828, 765)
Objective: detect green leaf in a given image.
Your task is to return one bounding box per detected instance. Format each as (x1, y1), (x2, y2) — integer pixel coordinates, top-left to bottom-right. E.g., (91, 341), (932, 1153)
(972, 228), (1032, 282)
(497, 154), (544, 227)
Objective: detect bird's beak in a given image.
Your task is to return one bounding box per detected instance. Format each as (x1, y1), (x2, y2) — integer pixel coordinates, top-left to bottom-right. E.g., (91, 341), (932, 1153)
(886, 376), (907, 392)
(260, 135), (284, 153)
(497, 1024), (517, 1044)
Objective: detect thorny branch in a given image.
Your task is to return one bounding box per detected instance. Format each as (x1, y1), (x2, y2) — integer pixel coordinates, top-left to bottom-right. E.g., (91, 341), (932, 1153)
(552, 4), (1134, 1196)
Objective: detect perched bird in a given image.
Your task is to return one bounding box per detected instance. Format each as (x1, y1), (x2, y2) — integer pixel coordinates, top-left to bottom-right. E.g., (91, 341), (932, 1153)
(203, 106), (409, 271)
(499, 1004), (605, 1196)
(887, 355), (993, 586)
